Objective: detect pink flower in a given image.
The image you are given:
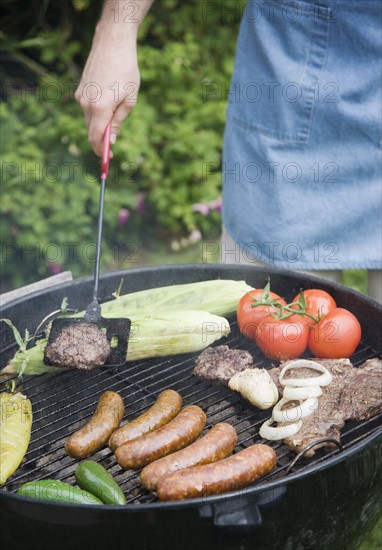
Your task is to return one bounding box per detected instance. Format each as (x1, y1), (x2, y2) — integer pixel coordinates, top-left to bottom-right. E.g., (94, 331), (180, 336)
(135, 192), (146, 214)
(192, 203), (210, 216)
(189, 230), (202, 243)
(48, 262), (62, 275)
(192, 197), (222, 216)
(118, 208), (130, 225)
(213, 197), (222, 213)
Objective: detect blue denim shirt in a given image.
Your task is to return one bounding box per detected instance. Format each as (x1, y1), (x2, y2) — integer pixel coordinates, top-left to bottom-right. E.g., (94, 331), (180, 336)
(222, 0), (382, 269)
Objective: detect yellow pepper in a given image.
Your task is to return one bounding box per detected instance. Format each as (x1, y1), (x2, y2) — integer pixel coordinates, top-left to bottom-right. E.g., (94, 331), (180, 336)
(0, 392), (32, 484)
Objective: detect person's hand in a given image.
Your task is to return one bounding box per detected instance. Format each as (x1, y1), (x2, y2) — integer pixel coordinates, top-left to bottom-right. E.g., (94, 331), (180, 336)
(75, 24), (140, 156)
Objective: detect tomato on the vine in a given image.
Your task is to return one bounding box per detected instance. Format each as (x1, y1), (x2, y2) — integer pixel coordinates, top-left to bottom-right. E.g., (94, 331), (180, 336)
(237, 288), (287, 340)
(255, 314), (310, 361)
(292, 289), (337, 327)
(308, 308), (362, 358)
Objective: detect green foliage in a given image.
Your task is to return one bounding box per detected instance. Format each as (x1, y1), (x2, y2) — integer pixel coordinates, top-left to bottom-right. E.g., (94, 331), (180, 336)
(360, 514), (382, 550)
(0, 0), (244, 288)
(342, 270), (368, 296)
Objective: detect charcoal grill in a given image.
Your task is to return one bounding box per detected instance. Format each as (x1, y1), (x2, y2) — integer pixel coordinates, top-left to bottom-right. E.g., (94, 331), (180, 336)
(0, 264), (381, 550)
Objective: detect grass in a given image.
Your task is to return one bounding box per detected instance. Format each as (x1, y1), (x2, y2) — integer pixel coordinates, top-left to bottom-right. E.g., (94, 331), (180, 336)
(343, 270), (368, 295)
(360, 515), (382, 549)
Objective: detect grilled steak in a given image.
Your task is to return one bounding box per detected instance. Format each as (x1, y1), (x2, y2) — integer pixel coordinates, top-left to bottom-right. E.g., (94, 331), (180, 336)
(193, 345), (253, 384)
(268, 358), (354, 393)
(44, 323), (111, 370)
(269, 358), (382, 456)
(339, 358), (382, 421)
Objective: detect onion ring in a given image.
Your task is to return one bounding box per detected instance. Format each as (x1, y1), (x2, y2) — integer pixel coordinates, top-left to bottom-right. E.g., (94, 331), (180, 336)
(279, 360), (333, 387)
(259, 417), (303, 441)
(283, 385), (323, 400)
(272, 397), (318, 423)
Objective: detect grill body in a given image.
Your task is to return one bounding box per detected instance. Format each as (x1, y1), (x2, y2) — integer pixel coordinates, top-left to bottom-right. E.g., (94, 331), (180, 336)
(0, 264), (381, 550)
(1, 436), (382, 550)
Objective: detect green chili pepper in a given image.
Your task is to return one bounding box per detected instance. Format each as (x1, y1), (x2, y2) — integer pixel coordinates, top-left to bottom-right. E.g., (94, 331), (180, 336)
(75, 461), (126, 505)
(17, 480), (103, 505)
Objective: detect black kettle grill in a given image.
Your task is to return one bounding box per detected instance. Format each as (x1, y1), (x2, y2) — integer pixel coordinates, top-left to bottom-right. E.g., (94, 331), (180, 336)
(0, 264), (381, 550)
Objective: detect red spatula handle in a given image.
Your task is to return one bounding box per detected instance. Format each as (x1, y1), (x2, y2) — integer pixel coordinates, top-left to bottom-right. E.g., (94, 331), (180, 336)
(101, 122), (112, 179)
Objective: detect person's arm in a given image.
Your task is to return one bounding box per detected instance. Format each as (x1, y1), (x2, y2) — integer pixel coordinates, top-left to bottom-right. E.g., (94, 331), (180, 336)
(75, 0), (155, 156)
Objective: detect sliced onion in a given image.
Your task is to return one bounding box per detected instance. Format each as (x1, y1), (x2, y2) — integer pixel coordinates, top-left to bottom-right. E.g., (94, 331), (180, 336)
(272, 397), (318, 423)
(283, 385), (323, 400)
(279, 359), (333, 387)
(259, 417), (303, 441)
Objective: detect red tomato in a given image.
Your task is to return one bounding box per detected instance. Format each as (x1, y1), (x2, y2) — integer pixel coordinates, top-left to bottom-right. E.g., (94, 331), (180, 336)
(292, 289), (337, 327)
(255, 314), (310, 361)
(308, 308), (362, 358)
(237, 289), (287, 340)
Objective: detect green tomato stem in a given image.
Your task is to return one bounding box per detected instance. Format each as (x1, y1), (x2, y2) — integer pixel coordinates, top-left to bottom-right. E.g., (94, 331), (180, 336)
(248, 294), (319, 323)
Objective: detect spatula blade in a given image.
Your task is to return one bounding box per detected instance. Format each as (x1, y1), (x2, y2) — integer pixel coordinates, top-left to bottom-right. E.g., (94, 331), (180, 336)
(43, 316), (131, 367)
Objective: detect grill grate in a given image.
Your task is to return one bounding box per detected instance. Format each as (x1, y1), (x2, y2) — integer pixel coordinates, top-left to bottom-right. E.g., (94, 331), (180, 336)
(1, 317), (381, 505)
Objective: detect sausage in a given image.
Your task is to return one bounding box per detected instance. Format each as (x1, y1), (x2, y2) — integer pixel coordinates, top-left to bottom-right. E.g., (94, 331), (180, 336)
(115, 405), (206, 469)
(156, 443), (277, 501)
(109, 389), (182, 451)
(140, 422), (237, 491)
(66, 391), (124, 459)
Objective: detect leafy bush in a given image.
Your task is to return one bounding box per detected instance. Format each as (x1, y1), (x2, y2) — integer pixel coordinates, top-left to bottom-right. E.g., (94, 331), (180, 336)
(0, 0), (245, 289)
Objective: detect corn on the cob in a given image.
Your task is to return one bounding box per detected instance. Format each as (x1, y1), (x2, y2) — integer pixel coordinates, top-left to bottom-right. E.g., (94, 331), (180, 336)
(127, 310), (230, 361)
(78, 279), (252, 318)
(3, 310), (230, 376)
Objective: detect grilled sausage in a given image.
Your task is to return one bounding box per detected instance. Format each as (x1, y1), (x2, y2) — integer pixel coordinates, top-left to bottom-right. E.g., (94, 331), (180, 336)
(156, 443), (277, 501)
(66, 391), (124, 459)
(115, 405), (206, 469)
(140, 422), (237, 491)
(109, 389), (182, 451)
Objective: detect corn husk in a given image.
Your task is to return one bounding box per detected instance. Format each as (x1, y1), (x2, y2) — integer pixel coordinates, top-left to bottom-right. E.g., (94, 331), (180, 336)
(76, 279), (252, 318)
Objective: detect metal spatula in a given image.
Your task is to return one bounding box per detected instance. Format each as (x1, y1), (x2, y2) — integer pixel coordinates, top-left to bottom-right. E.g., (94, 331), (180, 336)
(44, 123), (131, 367)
